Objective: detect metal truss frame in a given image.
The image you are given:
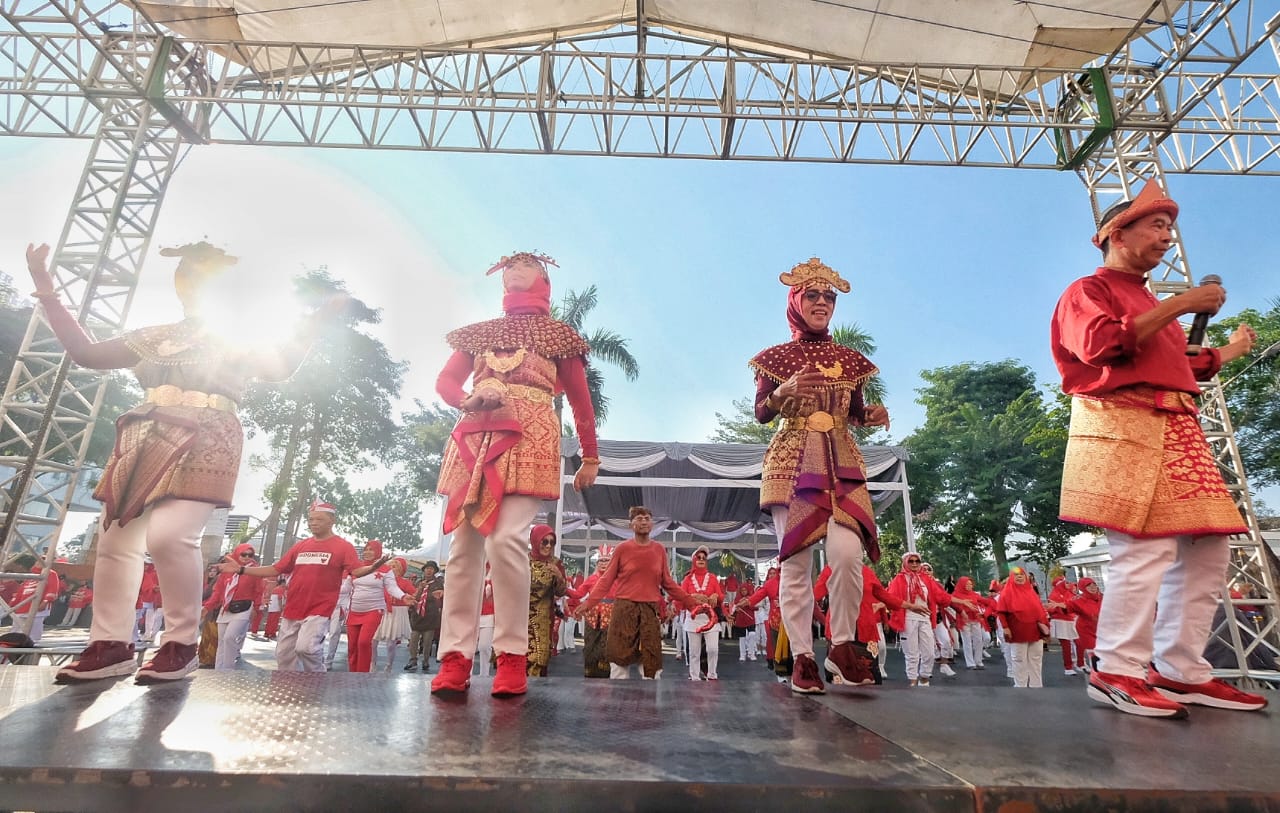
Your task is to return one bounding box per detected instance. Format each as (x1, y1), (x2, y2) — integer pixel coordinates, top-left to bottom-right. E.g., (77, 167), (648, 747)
(0, 0), (189, 632)
(0, 1), (1276, 677)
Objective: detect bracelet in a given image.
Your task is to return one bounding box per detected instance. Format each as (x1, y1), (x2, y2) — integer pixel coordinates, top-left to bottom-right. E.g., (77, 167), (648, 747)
(580, 456), (600, 465)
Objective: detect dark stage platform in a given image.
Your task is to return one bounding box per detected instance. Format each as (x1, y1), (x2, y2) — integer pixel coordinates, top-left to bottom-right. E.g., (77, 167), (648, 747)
(0, 646), (1277, 813)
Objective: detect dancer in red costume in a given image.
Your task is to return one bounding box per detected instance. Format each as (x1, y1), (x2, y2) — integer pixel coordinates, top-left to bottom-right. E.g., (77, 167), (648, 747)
(27, 241), (345, 684)
(1052, 181), (1265, 718)
(750, 258), (888, 694)
(430, 252), (599, 697)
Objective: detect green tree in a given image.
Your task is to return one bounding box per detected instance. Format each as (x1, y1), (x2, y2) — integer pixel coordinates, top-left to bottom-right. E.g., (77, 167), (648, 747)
(242, 270), (405, 559)
(314, 474), (423, 551)
(904, 361), (1071, 576)
(397, 400), (461, 497)
(709, 322), (886, 443)
(1209, 299), (1280, 488)
(552, 285), (639, 425)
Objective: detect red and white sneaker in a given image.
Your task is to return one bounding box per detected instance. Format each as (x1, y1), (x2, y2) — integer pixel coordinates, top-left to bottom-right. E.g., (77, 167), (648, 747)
(1087, 670), (1188, 719)
(491, 653), (528, 697)
(790, 654), (826, 695)
(1148, 667), (1268, 711)
(135, 642), (199, 684)
(430, 651), (473, 694)
(55, 640), (137, 683)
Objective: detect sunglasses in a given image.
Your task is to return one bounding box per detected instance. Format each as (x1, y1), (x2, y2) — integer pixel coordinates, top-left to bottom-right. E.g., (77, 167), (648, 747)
(239, 553), (254, 558)
(906, 558), (921, 563)
(803, 290), (837, 304)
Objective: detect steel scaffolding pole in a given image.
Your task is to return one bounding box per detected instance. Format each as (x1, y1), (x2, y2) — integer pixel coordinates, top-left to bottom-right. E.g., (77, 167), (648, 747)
(1072, 66), (1280, 687)
(0, 20), (188, 633)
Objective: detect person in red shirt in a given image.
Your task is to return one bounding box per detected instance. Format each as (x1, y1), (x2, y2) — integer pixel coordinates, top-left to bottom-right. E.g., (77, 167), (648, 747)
(8, 556), (61, 643)
(1052, 181), (1264, 718)
(730, 582), (758, 663)
(996, 567), (1050, 688)
(887, 553), (969, 686)
(1047, 574), (1083, 675)
(135, 560), (161, 644)
(680, 545), (724, 681)
(224, 501), (382, 671)
(576, 506), (694, 679)
(733, 566), (784, 674)
(264, 578), (287, 639)
(63, 581), (93, 628)
(951, 576), (990, 671)
(1065, 578), (1103, 670)
(202, 543), (265, 670)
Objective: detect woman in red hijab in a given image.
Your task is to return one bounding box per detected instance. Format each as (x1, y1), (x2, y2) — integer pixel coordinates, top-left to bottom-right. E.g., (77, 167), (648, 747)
(527, 524), (567, 677)
(995, 567), (1050, 688)
(951, 576), (988, 671)
(1066, 578), (1103, 671)
(201, 543), (264, 670)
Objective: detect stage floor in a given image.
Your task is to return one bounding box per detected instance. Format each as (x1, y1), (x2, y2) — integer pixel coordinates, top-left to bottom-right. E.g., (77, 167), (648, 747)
(0, 639), (1277, 813)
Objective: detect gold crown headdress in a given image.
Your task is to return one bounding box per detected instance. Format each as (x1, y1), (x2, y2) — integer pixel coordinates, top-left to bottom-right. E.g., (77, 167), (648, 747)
(486, 251), (559, 276)
(159, 241), (238, 269)
(778, 257), (850, 293)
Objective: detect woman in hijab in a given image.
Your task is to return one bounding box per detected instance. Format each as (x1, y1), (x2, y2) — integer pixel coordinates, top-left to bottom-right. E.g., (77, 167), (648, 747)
(1065, 578), (1103, 671)
(996, 567), (1050, 688)
(527, 524), (568, 677)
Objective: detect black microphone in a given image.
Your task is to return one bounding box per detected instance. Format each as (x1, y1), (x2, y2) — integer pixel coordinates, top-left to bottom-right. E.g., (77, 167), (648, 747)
(1185, 274), (1222, 356)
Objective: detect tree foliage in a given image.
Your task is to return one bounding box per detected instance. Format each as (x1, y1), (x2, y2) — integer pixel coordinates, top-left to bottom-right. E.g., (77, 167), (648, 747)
(241, 269), (405, 558)
(552, 285), (639, 425)
(1209, 298), (1280, 489)
(397, 400), (461, 497)
(904, 361), (1071, 577)
(314, 473), (423, 551)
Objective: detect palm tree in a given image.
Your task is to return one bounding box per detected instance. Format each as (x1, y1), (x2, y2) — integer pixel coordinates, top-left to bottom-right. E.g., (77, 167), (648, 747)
(831, 323), (887, 406)
(553, 285), (640, 425)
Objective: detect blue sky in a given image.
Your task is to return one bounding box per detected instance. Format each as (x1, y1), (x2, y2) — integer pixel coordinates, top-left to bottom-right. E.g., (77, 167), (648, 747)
(2, 136), (1277, 525)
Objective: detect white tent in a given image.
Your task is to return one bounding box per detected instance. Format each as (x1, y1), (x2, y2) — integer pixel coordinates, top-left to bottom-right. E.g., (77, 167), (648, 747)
(549, 437), (913, 565)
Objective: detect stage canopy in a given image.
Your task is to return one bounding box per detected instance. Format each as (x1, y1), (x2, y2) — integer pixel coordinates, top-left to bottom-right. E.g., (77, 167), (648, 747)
(550, 437), (912, 564)
(131, 0), (1181, 98)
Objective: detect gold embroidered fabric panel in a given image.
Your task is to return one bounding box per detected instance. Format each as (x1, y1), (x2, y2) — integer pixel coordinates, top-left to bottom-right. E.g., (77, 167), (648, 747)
(750, 341), (878, 388)
(446, 314), (590, 359)
(1060, 395), (1246, 538)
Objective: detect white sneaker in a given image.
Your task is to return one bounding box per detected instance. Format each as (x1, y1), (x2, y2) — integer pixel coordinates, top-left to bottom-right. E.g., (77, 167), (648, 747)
(879, 666), (888, 678)
(1065, 669), (1077, 676)
(940, 664), (956, 677)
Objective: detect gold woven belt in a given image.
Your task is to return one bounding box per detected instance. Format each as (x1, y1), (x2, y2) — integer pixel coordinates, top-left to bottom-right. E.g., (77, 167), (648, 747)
(783, 411), (846, 433)
(144, 385), (238, 413)
(475, 379), (553, 406)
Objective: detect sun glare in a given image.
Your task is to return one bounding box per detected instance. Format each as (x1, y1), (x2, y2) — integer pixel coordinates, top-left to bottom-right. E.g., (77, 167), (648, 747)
(196, 267), (307, 351)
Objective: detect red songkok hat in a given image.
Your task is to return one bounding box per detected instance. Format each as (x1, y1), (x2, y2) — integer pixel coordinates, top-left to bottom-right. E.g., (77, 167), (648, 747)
(364, 539), (383, 558)
(309, 500), (336, 514)
(1092, 180), (1179, 249)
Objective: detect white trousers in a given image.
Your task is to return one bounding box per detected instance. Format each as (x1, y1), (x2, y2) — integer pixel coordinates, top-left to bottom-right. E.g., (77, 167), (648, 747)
(215, 609), (252, 670)
(1010, 640), (1044, 687)
(559, 615), (579, 651)
(902, 613), (934, 680)
(934, 623), (955, 659)
(476, 615), (495, 676)
(89, 500), (213, 648)
(996, 619), (1013, 676)
(1096, 531), (1229, 683)
(685, 627), (721, 679)
(960, 622), (985, 669)
(771, 507), (864, 658)
(738, 632), (756, 660)
(276, 614), (330, 672)
(438, 495), (538, 660)
(324, 606), (347, 668)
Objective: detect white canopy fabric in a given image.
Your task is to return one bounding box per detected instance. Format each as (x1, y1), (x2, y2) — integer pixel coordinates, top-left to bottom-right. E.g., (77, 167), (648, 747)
(549, 437), (911, 561)
(133, 0), (1180, 96)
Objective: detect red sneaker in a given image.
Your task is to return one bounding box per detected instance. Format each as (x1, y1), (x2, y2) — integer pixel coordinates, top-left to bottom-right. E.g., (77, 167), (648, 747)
(825, 641), (876, 686)
(1148, 666), (1268, 711)
(1087, 670), (1188, 719)
(55, 640), (137, 683)
(491, 652), (528, 697)
(430, 651), (473, 694)
(790, 654), (826, 695)
(135, 642), (199, 684)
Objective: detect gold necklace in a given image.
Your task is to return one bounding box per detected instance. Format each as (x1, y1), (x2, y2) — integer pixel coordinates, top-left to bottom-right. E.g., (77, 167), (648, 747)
(483, 347), (526, 374)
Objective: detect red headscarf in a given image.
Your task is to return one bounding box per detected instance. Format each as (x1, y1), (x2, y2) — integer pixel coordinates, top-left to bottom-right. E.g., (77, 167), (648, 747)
(996, 567), (1048, 623)
(229, 542), (255, 561)
(529, 524), (557, 562)
(952, 576), (982, 604)
(785, 284), (833, 341)
(364, 539), (383, 558)
(897, 551), (928, 603)
(1074, 578), (1102, 612)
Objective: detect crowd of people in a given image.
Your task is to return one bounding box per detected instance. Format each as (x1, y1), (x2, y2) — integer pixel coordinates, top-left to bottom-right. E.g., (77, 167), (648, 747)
(12, 185), (1272, 721)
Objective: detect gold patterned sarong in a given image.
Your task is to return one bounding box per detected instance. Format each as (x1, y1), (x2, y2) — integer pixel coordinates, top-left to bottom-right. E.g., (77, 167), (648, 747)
(1059, 388), (1246, 538)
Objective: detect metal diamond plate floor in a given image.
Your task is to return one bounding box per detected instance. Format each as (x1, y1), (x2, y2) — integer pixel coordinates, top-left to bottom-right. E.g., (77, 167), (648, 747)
(1, 651), (1277, 813)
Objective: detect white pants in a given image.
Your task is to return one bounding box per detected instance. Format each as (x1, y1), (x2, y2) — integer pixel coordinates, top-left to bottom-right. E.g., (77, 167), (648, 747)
(1010, 640), (1044, 687)
(738, 631), (756, 660)
(438, 496), (538, 661)
(685, 627), (721, 679)
(934, 623), (954, 660)
(902, 613), (934, 680)
(559, 615), (578, 651)
(996, 619), (1013, 676)
(960, 622), (985, 669)
(771, 507), (864, 658)
(324, 606), (347, 668)
(90, 500), (213, 648)
(215, 609), (252, 670)
(876, 624), (887, 673)
(476, 615), (495, 676)
(276, 614), (330, 672)
(1096, 531), (1229, 683)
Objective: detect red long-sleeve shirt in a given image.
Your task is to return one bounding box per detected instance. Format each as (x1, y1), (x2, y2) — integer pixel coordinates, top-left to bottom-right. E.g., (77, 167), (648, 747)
(583, 539), (689, 607)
